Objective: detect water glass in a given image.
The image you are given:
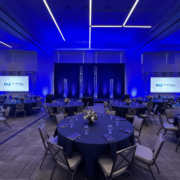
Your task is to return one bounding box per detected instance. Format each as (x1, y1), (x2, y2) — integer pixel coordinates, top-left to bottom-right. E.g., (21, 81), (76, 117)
(115, 118), (120, 126)
(110, 115), (113, 120)
(75, 114), (78, 121)
(108, 124), (113, 134)
(84, 125), (89, 135)
(70, 119), (74, 128)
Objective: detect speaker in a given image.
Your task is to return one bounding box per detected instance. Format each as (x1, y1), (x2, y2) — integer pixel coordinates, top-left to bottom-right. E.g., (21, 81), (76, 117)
(46, 94), (54, 103)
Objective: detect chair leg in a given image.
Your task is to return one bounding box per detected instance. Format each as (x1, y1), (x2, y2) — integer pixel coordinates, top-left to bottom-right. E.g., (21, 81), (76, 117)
(157, 126), (162, 135)
(164, 130), (167, 136)
(128, 169), (132, 180)
(153, 115), (157, 124)
(175, 138), (180, 152)
(149, 166), (156, 180)
(137, 137), (141, 145)
(40, 149), (48, 169)
(154, 162), (160, 174)
(144, 118), (148, 127)
(5, 122), (11, 129)
(50, 163), (57, 180)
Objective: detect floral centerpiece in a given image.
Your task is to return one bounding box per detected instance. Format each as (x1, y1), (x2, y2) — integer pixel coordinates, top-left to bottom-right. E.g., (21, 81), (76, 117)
(83, 111), (98, 124)
(125, 99), (132, 106)
(64, 98), (70, 105)
(146, 96), (153, 101)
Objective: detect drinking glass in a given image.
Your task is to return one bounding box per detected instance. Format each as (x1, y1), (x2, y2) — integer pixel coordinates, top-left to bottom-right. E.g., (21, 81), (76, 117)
(110, 115), (113, 120)
(115, 118), (120, 126)
(75, 114), (78, 121)
(70, 119), (74, 128)
(108, 124), (113, 134)
(84, 125), (89, 135)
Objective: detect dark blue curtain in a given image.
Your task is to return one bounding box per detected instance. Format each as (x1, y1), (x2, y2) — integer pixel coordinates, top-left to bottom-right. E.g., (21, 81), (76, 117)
(54, 63), (125, 99)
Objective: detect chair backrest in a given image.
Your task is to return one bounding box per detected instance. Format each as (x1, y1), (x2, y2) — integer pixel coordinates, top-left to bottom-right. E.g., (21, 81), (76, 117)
(153, 104), (158, 113)
(162, 101), (168, 107)
(110, 145), (137, 178)
(153, 132), (164, 161)
(104, 101), (109, 108)
(108, 104), (113, 111)
(142, 102), (147, 107)
(78, 100), (82, 102)
(43, 103), (47, 110)
(127, 108), (137, 115)
(5, 106), (11, 117)
(133, 116), (143, 132)
(165, 109), (173, 119)
(147, 101), (153, 108)
(157, 112), (163, 126)
(36, 101), (42, 107)
(57, 106), (66, 114)
(146, 107), (153, 117)
(109, 100), (113, 103)
(106, 110), (116, 115)
(16, 103), (24, 110)
(47, 141), (71, 171)
(86, 101), (89, 109)
(47, 106), (54, 114)
(55, 114), (64, 124)
(77, 105), (84, 113)
(38, 122), (49, 149)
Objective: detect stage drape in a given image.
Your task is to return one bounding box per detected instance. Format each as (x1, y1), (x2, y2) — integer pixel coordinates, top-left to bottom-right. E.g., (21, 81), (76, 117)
(54, 63), (125, 99)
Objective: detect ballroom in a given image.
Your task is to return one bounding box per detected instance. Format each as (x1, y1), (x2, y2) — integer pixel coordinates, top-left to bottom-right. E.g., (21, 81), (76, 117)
(0, 0), (180, 180)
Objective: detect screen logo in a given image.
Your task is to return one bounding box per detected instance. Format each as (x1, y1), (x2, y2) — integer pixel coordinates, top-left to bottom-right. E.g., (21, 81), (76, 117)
(156, 84), (162, 87)
(4, 82), (11, 86)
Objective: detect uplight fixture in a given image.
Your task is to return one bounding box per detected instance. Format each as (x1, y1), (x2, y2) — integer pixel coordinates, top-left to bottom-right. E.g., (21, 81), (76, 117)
(43, 0), (65, 41)
(0, 41), (12, 48)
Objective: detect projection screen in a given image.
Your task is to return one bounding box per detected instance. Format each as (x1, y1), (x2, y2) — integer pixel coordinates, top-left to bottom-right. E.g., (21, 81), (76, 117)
(150, 77), (180, 93)
(0, 76), (29, 92)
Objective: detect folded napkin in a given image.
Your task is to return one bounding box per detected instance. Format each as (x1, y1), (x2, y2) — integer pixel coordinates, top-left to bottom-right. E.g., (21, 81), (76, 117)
(102, 133), (114, 142)
(58, 124), (69, 128)
(119, 128), (132, 134)
(67, 132), (81, 140)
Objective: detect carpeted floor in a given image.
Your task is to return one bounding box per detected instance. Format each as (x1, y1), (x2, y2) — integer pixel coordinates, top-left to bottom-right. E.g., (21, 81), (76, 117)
(0, 103), (180, 180)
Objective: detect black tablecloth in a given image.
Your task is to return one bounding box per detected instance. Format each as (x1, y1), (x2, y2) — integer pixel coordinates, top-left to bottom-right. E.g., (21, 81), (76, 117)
(82, 97), (94, 106)
(110, 102), (146, 119)
(46, 102), (84, 116)
(54, 114), (135, 178)
(3, 100), (40, 116)
(137, 99), (165, 114)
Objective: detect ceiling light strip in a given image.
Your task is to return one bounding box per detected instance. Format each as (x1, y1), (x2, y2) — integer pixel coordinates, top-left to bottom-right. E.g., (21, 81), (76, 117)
(43, 0), (65, 41)
(89, 0), (92, 26)
(123, 0), (139, 26)
(0, 41), (12, 48)
(89, 27), (91, 49)
(124, 25), (152, 28)
(91, 25), (122, 28)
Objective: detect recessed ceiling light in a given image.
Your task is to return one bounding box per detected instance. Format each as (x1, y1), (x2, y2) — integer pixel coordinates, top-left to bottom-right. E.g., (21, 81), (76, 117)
(123, 0), (139, 26)
(43, 0), (65, 41)
(0, 41), (12, 48)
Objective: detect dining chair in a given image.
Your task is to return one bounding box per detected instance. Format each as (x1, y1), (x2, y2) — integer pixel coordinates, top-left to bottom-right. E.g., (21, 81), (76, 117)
(133, 116), (144, 145)
(15, 103), (26, 117)
(175, 121), (180, 152)
(160, 101), (168, 114)
(43, 103), (49, 120)
(47, 140), (82, 180)
(78, 100), (82, 102)
(173, 98), (179, 108)
(165, 109), (174, 124)
(86, 101), (89, 110)
(134, 132), (164, 180)
(47, 106), (56, 123)
(32, 101), (42, 115)
(103, 101), (109, 112)
(109, 100), (113, 103)
(74, 105), (84, 115)
(106, 110), (116, 115)
(97, 145), (137, 180)
(157, 112), (178, 136)
(55, 113), (64, 124)
(147, 101), (153, 108)
(147, 104), (158, 124)
(126, 108), (137, 120)
(38, 122), (58, 169)
(0, 106), (11, 129)
(108, 104), (113, 111)
(139, 107), (153, 127)
(57, 106), (68, 117)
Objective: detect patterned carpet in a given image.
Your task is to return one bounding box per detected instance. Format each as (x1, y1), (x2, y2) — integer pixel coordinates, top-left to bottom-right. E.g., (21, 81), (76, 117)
(0, 103), (180, 180)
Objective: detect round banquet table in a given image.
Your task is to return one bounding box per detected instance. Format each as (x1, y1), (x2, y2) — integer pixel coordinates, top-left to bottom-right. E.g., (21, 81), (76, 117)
(46, 101), (84, 116)
(54, 114), (135, 178)
(110, 102), (146, 119)
(3, 100), (40, 116)
(137, 99), (165, 114)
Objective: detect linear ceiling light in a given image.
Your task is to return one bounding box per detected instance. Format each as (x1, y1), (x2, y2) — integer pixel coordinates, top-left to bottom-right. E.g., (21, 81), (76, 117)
(89, 27), (91, 49)
(89, 0), (92, 49)
(124, 25), (151, 28)
(0, 41), (12, 48)
(123, 0), (139, 26)
(43, 0), (65, 41)
(91, 25), (123, 28)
